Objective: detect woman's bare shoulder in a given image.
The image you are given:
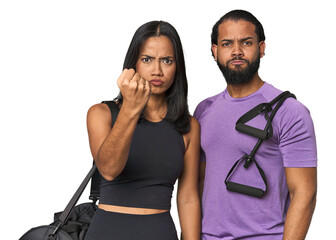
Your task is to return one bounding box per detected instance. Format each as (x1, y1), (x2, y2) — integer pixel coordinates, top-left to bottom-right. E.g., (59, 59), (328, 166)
(87, 103), (112, 124)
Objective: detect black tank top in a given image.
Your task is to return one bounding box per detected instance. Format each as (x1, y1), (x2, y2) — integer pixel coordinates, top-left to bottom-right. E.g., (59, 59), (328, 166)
(99, 101), (185, 210)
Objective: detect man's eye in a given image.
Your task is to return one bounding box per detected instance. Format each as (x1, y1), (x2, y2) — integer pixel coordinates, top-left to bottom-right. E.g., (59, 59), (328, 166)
(221, 42), (231, 47)
(243, 41), (252, 46)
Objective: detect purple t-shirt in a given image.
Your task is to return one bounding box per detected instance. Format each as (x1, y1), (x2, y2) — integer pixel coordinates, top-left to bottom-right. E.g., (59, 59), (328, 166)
(194, 82), (317, 240)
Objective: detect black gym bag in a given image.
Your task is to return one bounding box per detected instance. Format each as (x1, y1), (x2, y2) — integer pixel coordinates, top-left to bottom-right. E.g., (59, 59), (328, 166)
(19, 101), (119, 240)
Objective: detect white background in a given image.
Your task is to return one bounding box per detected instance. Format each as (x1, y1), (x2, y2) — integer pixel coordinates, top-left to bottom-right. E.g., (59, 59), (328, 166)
(1, 0), (335, 239)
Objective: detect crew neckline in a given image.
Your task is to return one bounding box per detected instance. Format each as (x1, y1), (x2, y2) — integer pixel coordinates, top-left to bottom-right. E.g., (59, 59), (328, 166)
(223, 82), (270, 102)
(143, 114), (167, 124)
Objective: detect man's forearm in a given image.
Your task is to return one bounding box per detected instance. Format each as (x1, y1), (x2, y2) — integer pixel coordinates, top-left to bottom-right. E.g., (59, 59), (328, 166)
(283, 194), (316, 240)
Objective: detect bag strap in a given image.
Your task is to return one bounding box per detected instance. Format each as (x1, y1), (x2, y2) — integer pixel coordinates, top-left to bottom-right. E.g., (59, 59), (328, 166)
(89, 101), (120, 201)
(57, 165), (98, 225)
(59, 101), (119, 222)
(50, 101), (120, 238)
(225, 91), (296, 198)
(49, 165), (98, 238)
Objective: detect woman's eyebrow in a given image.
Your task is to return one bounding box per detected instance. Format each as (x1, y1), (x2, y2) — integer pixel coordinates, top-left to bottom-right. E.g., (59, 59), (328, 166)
(160, 56), (174, 59)
(140, 55), (175, 59)
(140, 54), (155, 59)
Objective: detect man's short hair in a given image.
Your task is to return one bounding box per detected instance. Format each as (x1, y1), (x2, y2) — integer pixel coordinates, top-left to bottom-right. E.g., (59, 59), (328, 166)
(211, 9), (266, 46)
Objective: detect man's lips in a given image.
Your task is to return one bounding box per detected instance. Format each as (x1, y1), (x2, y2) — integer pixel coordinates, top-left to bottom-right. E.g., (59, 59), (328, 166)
(230, 60), (246, 65)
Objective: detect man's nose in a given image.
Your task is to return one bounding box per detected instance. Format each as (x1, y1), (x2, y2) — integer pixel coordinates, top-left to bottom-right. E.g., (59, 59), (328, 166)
(232, 43), (243, 57)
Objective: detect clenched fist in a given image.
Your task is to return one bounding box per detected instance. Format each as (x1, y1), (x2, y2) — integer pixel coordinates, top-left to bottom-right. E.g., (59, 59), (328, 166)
(117, 68), (151, 115)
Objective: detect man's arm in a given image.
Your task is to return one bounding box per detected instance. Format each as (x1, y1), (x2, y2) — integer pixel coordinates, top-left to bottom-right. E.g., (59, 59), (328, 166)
(283, 167), (317, 240)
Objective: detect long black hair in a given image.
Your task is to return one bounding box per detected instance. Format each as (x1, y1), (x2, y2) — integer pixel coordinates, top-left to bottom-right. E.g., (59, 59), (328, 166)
(115, 21), (190, 135)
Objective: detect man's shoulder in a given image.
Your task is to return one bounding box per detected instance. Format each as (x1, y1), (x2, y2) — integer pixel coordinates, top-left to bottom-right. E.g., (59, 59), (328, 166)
(261, 83), (313, 138)
(259, 82), (283, 102)
(193, 92), (223, 120)
(262, 83), (310, 116)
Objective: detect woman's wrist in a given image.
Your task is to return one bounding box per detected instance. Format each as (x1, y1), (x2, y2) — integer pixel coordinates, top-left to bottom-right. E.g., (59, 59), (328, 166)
(119, 103), (142, 120)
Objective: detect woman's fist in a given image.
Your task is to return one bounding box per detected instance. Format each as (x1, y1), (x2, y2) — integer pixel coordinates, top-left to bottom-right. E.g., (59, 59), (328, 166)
(117, 69), (151, 115)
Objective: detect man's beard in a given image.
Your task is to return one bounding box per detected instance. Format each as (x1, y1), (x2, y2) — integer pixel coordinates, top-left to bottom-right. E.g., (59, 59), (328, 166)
(217, 55), (260, 85)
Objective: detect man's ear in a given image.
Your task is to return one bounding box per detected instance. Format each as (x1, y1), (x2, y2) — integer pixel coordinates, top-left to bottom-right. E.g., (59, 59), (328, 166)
(259, 41), (266, 58)
(211, 44), (218, 61)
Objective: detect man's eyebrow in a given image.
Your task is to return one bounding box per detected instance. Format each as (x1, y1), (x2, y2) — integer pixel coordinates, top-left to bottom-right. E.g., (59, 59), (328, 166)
(220, 37), (255, 43)
(220, 39), (233, 43)
(240, 37), (254, 41)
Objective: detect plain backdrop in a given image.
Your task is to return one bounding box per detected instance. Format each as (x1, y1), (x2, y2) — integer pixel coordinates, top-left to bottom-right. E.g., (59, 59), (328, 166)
(1, 0), (335, 239)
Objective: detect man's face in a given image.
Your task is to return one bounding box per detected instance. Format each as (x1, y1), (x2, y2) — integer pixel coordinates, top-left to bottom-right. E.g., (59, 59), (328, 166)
(212, 20), (265, 85)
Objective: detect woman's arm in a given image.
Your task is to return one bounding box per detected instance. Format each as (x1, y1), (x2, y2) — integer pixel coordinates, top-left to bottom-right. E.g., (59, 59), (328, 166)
(177, 117), (201, 240)
(87, 69), (151, 181)
(199, 161), (206, 202)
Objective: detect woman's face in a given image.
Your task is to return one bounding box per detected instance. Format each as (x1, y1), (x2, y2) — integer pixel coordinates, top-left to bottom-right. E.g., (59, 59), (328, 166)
(136, 36), (176, 95)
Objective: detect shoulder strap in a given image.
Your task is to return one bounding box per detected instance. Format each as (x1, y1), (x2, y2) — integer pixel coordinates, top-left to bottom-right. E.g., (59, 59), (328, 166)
(102, 100), (120, 124)
(89, 101), (120, 201)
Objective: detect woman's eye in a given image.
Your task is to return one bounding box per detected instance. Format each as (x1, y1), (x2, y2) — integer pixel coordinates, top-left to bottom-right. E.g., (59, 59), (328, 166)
(142, 58), (151, 63)
(162, 58), (173, 64)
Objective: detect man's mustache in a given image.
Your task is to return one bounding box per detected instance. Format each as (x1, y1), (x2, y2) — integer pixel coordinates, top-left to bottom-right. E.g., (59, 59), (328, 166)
(227, 57), (249, 65)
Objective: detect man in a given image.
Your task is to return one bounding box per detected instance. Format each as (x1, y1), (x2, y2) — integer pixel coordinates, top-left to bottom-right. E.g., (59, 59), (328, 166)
(194, 10), (317, 240)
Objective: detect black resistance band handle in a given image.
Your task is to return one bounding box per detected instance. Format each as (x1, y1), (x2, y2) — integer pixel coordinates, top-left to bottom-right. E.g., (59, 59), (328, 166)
(236, 122), (269, 140)
(235, 91), (295, 140)
(226, 181), (265, 198)
(225, 155), (267, 198)
(226, 91), (296, 198)
(235, 102), (272, 140)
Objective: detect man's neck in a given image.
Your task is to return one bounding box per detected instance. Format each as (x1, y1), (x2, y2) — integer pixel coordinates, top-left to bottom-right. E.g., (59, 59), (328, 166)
(226, 74), (264, 98)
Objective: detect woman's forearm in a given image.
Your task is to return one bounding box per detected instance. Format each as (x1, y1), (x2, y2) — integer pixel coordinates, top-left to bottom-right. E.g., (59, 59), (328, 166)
(97, 106), (140, 181)
(178, 197), (201, 240)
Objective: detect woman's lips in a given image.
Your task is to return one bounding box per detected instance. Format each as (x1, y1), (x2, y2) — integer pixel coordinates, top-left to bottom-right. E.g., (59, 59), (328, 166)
(149, 80), (163, 86)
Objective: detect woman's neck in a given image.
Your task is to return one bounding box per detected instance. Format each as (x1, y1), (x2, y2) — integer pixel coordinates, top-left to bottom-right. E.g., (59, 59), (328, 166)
(144, 94), (167, 121)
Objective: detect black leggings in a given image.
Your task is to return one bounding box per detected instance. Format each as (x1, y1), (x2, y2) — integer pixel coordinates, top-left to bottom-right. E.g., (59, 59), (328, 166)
(84, 208), (178, 240)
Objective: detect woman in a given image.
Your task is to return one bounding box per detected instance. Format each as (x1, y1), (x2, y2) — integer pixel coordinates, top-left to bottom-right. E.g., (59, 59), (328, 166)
(84, 21), (201, 240)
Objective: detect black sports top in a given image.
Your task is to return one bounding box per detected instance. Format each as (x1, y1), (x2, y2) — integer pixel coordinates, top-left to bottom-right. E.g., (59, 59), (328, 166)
(99, 101), (185, 210)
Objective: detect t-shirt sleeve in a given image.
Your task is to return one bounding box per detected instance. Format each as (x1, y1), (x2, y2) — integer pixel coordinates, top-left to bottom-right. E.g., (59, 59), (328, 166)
(277, 99), (317, 167)
(193, 101), (205, 121)
(193, 101), (208, 162)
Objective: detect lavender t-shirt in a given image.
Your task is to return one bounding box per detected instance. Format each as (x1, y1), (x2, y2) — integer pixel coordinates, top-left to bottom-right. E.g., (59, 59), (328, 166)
(194, 82), (317, 240)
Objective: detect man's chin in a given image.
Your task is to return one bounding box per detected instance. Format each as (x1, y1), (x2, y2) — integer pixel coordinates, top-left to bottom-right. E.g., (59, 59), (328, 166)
(228, 65), (247, 71)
